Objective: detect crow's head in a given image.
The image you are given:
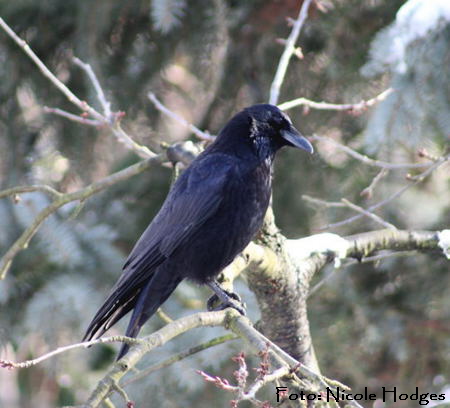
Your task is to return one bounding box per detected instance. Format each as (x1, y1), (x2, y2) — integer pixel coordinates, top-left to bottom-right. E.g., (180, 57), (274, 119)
(245, 104), (313, 154)
(214, 104), (313, 160)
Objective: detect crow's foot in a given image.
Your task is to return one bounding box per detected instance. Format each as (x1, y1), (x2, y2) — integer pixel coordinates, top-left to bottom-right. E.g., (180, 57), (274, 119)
(206, 281), (246, 316)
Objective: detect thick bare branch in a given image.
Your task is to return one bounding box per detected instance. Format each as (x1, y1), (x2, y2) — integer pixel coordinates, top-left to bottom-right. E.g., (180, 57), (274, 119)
(123, 334), (237, 386)
(289, 229), (445, 286)
(82, 311), (232, 408)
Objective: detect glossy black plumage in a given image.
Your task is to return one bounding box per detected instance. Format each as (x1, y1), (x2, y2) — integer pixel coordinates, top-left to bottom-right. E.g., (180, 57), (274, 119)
(83, 104), (313, 359)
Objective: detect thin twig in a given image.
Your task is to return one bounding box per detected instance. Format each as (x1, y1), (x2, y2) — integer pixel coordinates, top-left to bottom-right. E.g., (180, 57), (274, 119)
(302, 194), (346, 208)
(0, 18), (103, 122)
(110, 122), (156, 159)
(72, 57), (111, 118)
(148, 92), (215, 141)
(360, 168), (389, 199)
(156, 308), (174, 324)
(111, 382), (132, 407)
(0, 185), (62, 200)
(322, 154), (449, 230)
(0, 336), (142, 369)
(244, 366), (291, 401)
(269, 0), (314, 105)
(43, 106), (103, 127)
(341, 198), (397, 230)
(0, 18), (155, 159)
(123, 334), (237, 386)
(0, 155), (163, 279)
(278, 88), (393, 112)
(311, 134), (433, 169)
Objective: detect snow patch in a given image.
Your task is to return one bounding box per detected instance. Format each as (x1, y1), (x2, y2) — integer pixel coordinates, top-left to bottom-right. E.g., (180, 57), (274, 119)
(286, 233), (350, 268)
(392, 0), (450, 73)
(437, 229), (450, 259)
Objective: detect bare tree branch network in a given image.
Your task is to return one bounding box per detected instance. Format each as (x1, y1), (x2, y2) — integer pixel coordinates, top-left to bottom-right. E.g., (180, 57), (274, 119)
(0, 2), (449, 408)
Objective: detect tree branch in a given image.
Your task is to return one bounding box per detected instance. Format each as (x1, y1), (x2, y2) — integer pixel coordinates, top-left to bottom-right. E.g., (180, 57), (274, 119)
(269, 0), (314, 105)
(322, 153), (449, 230)
(0, 184), (62, 200)
(43, 106), (103, 127)
(0, 336), (143, 369)
(0, 155), (163, 279)
(0, 18), (103, 122)
(278, 88), (393, 112)
(340, 198), (397, 230)
(148, 92), (215, 142)
(72, 57), (112, 118)
(0, 17), (155, 159)
(311, 134), (433, 169)
(122, 334), (237, 386)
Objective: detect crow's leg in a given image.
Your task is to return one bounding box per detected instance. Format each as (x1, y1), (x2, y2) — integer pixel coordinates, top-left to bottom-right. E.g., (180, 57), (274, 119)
(206, 280), (246, 316)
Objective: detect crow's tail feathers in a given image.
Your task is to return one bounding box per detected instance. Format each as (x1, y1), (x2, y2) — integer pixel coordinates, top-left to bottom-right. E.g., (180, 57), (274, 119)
(116, 270), (182, 360)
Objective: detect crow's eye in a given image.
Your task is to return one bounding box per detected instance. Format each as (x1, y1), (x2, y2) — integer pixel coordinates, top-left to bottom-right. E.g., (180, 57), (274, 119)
(269, 117), (284, 129)
(269, 116), (289, 130)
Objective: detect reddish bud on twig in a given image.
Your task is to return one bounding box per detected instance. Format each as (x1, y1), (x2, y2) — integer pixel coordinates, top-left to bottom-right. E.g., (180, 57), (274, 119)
(314, 0), (330, 13)
(115, 111), (126, 120)
(286, 17), (296, 27)
(196, 370), (236, 391)
(0, 360), (14, 370)
(231, 352), (246, 364)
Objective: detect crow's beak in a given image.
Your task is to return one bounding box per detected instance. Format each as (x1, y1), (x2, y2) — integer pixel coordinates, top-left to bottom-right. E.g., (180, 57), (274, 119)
(281, 127), (314, 154)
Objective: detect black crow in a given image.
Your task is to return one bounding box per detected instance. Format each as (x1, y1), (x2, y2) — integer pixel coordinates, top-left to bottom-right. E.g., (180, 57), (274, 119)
(83, 104), (313, 359)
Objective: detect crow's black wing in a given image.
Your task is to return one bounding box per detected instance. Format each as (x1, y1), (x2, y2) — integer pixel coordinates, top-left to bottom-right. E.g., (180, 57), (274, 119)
(84, 154), (236, 340)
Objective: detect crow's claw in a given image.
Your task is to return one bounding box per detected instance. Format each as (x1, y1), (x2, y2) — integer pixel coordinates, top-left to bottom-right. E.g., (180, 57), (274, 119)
(207, 294), (246, 315)
(206, 281), (246, 316)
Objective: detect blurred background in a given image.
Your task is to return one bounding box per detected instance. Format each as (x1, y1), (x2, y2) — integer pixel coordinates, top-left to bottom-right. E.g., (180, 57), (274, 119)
(0, 0), (449, 407)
